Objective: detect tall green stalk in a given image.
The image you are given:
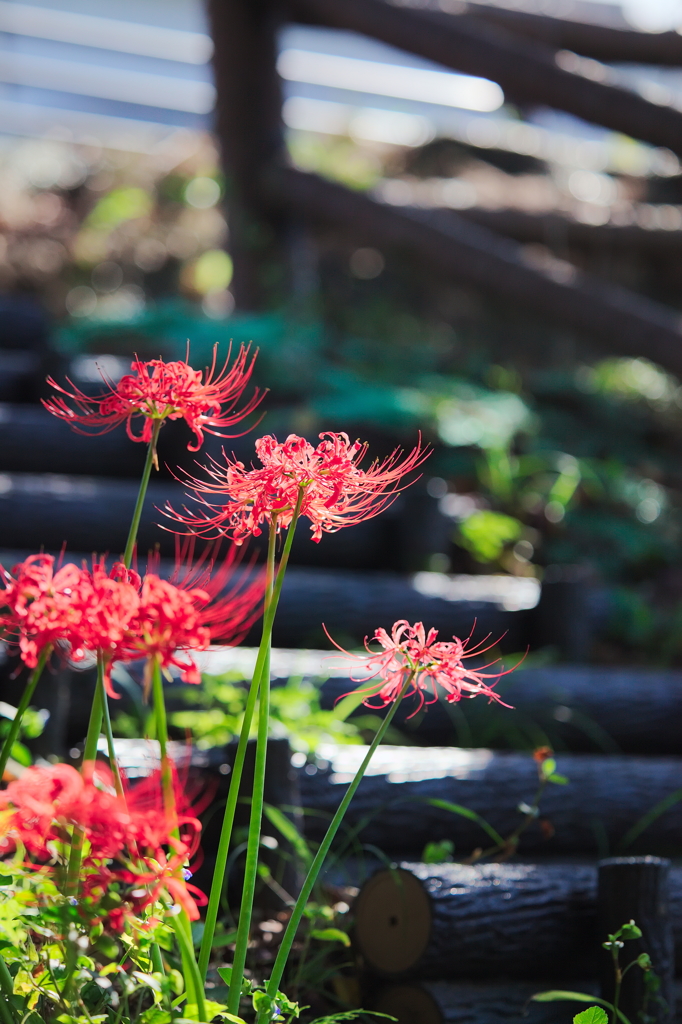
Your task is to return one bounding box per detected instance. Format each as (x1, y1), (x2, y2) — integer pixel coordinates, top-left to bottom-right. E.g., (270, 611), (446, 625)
(256, 673), (415, 1023)
(151, 657), (175, 822)
(65, 654), (105, 896)
(222, 491), (305, 1017)
(122, 419), (162, 569)
(100, 661), (125, 800)
(149, 656), (207, 1021)
(197, 518), (278, 982)
(0, 645), (51, 783)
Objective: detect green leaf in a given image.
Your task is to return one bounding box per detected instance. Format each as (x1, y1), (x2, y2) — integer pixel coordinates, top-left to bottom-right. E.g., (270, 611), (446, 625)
(311, 1013), (397, 1023)
(573, 1007), (609, 1024)
(309, 928), (351, 947)
(619, 922), (642, 941)
(263, 804), (313, 869)
(422, 839), (455, 864)
(548, 773), (569, 785)
(9, 742), (31, 767)
(531, 990), (632, 1024)
(540, 758), (557, 778)
(217, 967), (232, 986)
(425, 798), (505, 846)
(210, 930), (238, 949)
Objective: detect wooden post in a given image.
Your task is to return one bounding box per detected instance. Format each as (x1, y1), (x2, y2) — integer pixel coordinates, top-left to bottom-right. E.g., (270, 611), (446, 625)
(598, 857), (675, 1024)
(207, 0), (286, 310)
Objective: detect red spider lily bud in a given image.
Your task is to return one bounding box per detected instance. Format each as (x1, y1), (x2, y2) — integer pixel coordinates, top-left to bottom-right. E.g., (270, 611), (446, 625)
(166, 430), (430, 543)
(533, 746), (554, 763)
(327, 620), (519, 716)
(43, 343), (263, 451)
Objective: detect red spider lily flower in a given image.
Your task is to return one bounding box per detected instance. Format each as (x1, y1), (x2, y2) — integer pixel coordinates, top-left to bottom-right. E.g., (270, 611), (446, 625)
(123, 574), (212, 687)
(0, 763), (206, 925)
(328, 620), (517, 716)
(167, 430), (430, 543)
(67, 561), (142, 695)
(0, 554), (85, 669)
(43, 343), (263, 451)
(113, 541), (264, 692)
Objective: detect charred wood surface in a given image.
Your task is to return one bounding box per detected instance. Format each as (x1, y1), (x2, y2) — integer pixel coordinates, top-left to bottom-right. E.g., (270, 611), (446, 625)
(265, 167), (682, 376)
(370, 979), (597, 1024)
(353, 861), (682, 979)
(300, 747), (682, 856)
(290, 0), (682, 156)
(598, 857), (675, 1024)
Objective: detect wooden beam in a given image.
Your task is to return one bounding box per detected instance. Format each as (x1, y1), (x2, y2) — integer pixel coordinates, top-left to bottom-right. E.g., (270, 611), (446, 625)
(290, 0), (682, 157)
(207, 0), (286, 310)
(463, 3), (682, 67)
(263, 165), (682, 375)
(455, 207), (682, 251)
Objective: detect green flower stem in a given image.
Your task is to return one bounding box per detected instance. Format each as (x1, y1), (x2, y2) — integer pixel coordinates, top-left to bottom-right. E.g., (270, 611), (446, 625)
(150, 658), (206, 1020)
(151, 657), (174, 822)
(200, 495), (303, 990)
(122, 419), (162, 569)
(173, 913), (206, 1024)
(0, 644), (51, 783)
(99, 660), (124, 799)
(0, 951), (17, 1024)
(256, 672), (415, 1022)
(66, 654), (105, 896)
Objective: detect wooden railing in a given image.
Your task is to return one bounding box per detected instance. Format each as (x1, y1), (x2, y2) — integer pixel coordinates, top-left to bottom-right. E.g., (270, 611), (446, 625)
(208, 0), (682, 371)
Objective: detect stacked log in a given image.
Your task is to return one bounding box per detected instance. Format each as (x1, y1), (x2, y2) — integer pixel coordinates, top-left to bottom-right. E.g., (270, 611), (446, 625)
(300, 747), (682, 856)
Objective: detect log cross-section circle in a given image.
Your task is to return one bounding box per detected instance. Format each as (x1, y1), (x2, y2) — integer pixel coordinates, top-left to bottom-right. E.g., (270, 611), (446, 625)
(352, 861), (682, 980)
(354, 868), (432, 975)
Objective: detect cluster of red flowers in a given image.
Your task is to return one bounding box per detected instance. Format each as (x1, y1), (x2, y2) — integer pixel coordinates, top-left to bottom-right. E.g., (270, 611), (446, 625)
(334, 619), (515, 714)
(0, 762), (205, 926)
(169, 430), (429, 543)
(43, 344), (263, 451)
(0, 550), (263, 693)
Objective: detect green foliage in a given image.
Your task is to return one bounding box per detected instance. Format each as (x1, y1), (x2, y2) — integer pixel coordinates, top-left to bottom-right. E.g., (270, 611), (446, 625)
(0, 702), (47, 769)
(85, 187), (152, 230)
(573, 1008), (609, 1024)
(422, 839), (455, 863)
(458, 510), (523, 563)
(170, 672), (363, 753)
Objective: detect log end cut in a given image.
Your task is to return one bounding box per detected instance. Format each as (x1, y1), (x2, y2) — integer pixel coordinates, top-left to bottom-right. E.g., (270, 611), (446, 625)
(354, 868), (432, 976)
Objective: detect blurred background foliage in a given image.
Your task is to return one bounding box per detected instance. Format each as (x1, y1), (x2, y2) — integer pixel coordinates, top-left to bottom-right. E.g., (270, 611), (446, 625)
(5, 131), (682, 664)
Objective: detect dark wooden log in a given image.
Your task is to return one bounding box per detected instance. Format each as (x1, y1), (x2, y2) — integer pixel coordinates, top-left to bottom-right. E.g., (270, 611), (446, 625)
(300, 747), (682, 856)
(0, 476), (186, 555)
(0, 403), (148, 477)
(370, 980), (595, 1024)
(207, 0), (286, 309)
(264, 167), (682, 377)
(352, 861), (682, 979)
(319, 663), (682, 753)
(0, 351), (41, 403)
(290, 0), (682, 157)
(598, 857), (675, 1024)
